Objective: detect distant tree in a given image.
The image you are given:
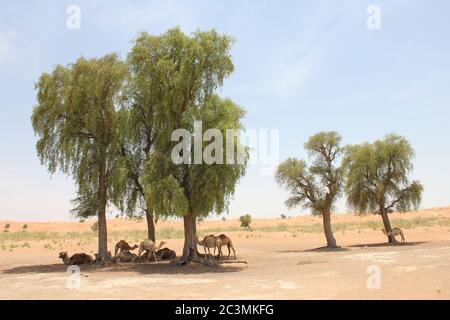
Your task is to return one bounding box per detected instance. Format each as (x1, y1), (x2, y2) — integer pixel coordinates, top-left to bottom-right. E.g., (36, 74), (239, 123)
(222, 217), (227, 222)
(280, 214), (287, 219)
(91, 221), (99, 232)
(4, 223), (10, 229)
(22, 224), (28, 231)
(240, 214), (252, 229)
(276, 132), (343, 248)
(343, 134), (423, 243)
(32, 53), (128, 262)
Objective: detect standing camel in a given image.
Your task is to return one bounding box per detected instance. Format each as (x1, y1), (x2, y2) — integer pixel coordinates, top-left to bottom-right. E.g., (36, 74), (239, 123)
(217, 234), (236, 260)
(138, 240), (166, 263)
(114, 240), (138, 256)
(381, 228), (405, 245)
(197, 235), (222, 261)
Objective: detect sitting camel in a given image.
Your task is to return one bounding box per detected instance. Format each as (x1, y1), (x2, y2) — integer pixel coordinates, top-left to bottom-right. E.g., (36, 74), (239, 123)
(114, 240), (138, 256)
(59, 252), (93, 265)
(381, 228), (405, 244)
(93, 251), (113, 264)
(217, 234), (236, 260)
(156, 248), (177, 260)
(197, 235), (222, 261)
(116, 250), (138, 263)
(138, 240), (166, 263)
(137, 248), (177, 262)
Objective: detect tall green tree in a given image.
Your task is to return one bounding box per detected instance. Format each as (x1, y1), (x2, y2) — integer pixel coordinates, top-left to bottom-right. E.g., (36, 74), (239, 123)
(145, 95), (248, 263)
(343, 134), (423, 243)
(276, 132), (343, 248)
(111, 28), (236, 242)
(32, 54), (128, 262)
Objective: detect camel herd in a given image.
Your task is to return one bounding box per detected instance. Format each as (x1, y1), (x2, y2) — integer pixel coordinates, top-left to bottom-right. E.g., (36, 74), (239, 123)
(58, 228), (407, 266)
(58, 233), (236, 266)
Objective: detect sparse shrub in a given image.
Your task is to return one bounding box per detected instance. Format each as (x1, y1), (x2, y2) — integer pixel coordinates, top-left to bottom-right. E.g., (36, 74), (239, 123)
(240, 214), (252, 229)
(280, 214), (287, 219)
(222, 217), (226, 222)
(91, 221), (98, 232)
(79, 219), (85, 223)
(4, 223), (10, 229)
(22, 242), (31, 248)
(115, 214), (120, 219)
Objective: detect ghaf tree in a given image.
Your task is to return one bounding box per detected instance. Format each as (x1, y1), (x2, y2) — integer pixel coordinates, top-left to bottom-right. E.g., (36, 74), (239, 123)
(343, 134), (423, 243)
(276, 132), (343, 248)
(32, 54), (128, 262)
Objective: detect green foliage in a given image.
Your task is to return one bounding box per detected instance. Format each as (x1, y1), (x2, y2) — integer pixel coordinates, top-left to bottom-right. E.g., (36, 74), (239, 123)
(240, 214), (252, 228)
(32, 53), (128, 219)
(343, 134), (423, 215)
(276, 131), (343, 216)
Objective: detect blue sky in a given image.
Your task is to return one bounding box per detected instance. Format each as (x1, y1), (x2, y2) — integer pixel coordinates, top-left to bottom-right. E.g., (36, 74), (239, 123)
(1, 0), (449, 221)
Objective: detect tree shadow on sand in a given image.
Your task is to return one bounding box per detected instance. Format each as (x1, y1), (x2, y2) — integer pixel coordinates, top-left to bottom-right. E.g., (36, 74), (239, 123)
(349, 241), (427, 248)
(276, 246), (351, 254)
(1, 260), (245, 275)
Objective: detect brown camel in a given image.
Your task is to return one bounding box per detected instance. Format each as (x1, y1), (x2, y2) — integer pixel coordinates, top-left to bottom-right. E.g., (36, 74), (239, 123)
(114, 240), (138, 256)
(217, 234), (236, 260)
(137, 248), (177, 262)
(138, 240), (166, 263)
(59, 252), (93, 265)
(156, 248), (177, 260)
(381, 228), (405, 244)
(116, 250), (138, 262)
(197, 235), (222, 261)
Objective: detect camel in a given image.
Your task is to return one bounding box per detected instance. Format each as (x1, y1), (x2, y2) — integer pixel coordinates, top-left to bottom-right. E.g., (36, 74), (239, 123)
(381, 228), (405, 244)
(137, 248), (177, 262)
(217, 234), (236, 260)
(138, 240), (166, 263)
(114, 240), (138, 256)
(116, 250), (138, 263)
(156, 248), (177, 260)
(59, 252), (93, 265)
(197, 235), (222, 261)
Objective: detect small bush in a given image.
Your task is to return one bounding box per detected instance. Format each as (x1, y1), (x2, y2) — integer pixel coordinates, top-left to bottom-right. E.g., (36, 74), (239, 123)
(240, 214), (252, 229)
(91, 222), (99, 232)
(4, 223), (10, 230)
(280, 214), (287, 219)
(79, 219), (85, 223)
(222, 217), (226, 222)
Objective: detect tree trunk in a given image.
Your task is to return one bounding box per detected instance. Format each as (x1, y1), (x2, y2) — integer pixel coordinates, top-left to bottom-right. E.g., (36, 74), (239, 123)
(380, 209), (395, 243)
(180, 210), (198, 263)
(146, 211), (156, 242)
(97, 161), (110, 263)
(322, 211), (337, 248)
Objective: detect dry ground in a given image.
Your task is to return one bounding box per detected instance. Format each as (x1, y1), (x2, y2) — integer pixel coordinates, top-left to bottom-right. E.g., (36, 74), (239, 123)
(1, 207), (450, 299)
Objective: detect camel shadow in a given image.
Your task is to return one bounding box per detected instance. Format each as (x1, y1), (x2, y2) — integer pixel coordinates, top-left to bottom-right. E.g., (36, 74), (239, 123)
(349, 241), (427, 248)
(1, 260), (245, 275)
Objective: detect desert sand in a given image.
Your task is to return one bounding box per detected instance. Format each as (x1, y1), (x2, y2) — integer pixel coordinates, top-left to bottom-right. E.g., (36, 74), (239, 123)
(1, 207), (450, 299)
